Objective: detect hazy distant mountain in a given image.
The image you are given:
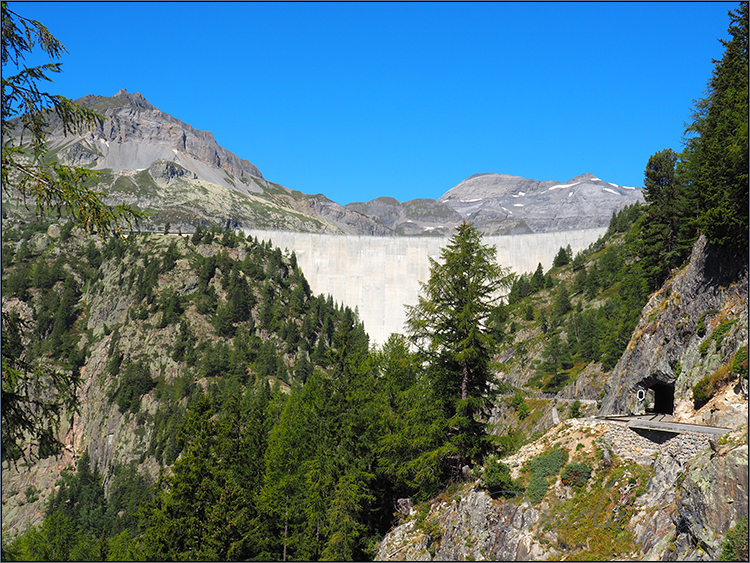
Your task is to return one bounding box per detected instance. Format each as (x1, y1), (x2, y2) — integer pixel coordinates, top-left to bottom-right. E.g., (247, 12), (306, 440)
(6, 89), (643, 234)
(440, 172), (644, 232)
(346, 172), (644, 235)
(344, 196), (533, 236)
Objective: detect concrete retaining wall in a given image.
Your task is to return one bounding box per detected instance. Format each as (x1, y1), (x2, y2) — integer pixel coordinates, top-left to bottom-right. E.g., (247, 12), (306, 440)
(244, 228), (607, 345)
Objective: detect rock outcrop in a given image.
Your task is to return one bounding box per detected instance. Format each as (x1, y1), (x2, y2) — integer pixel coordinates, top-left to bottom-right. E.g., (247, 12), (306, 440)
(375, 486), (553, 562)
(49, 89), (264, 193)
(376, 418), (748, 561)
(675, 443), (749, 559)
(600, 235), (748, 422)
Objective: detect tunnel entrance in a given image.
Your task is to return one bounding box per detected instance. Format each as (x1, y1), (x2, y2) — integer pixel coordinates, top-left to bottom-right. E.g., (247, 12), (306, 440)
(648, 383), (675, 415)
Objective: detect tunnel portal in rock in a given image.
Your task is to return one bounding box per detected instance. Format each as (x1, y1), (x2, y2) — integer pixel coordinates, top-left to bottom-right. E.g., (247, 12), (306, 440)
(648, 383), (675, 415)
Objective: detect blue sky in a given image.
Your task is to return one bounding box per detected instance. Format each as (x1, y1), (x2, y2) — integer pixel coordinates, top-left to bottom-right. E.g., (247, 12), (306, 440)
(11, 2), (737, 205)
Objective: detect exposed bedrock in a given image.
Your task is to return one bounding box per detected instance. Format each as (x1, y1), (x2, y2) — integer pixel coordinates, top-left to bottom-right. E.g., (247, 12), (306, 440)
(600, 235), (748, 419)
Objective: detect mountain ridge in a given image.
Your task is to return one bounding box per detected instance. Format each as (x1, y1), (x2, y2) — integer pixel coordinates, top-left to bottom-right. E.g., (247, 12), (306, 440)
(10, 89), (643, 235)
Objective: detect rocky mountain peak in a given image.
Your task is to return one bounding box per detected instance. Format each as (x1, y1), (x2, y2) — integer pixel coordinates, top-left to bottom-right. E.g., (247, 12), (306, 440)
(112, 88), (154, 110)
(570, 172), (598, 181)
(46, 90), (264, 193)
(436, 172), (644, 232)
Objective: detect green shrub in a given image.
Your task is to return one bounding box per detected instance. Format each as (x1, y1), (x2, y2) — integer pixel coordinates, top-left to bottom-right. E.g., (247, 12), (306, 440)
(526, 472), (550, 504)
(525, 449), (568, 504)
(482, 457), (524, 498)
(733, 345), (748, 379)
(529, 449), (568, 477)
(509, 391), (530, 419)
(720, 517), (748, 561)
(24, 486), (40, 504)
(569, 400), (582, 419)
(561, 462), (592, 488)
(112, 360), (155, 414)
(693, 363), (733, 408)
(692, 375), (714, 406)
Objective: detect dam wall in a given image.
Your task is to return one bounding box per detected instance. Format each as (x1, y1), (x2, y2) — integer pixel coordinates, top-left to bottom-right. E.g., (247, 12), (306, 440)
(244, 228), (607, 345)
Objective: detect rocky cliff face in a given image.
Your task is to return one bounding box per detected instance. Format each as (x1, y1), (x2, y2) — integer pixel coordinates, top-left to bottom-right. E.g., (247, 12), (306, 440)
(376, 419), (748, 561)
(49, 89), (264, 193)
(600, 235), (748, 424)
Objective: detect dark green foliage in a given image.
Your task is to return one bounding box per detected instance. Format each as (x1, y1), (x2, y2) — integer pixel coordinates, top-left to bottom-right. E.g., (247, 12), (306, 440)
(682, 3), (748, 253)
(692, 374), (715, 408)
(529, 448), (567, 476)
(572, 266), (587, 294)
(539, 332), (573, 383)
(524, 304), (535, 321)
(161, 240), (181, 271)
(551, 283), (572, 324)
(214, 303), (236, 337)
(553, 245), (573, 267)
(733, 345), (748, 378)
(531, 262), (546, 291)
(141, 391), (270, 561)
(568, 399), (582, 419)
(637, 149), (695, 289)
(720, 516), (749, 562)
(526, 449), (568, 504)
(190, 224), (204, 245)
(104, 462), (154, 536)
(375, 334), (450, 500)
(605, 204), (644, 237)
(46, 451), (108, 538)
(561, 462), (592, 488)
(509, 391), (530, 419)
(481, 457), (524, 498)
(6, 511), (97, 562)
(171, 320), (197, 364)
(157, 287), (183, 327)
(7, 449), (154, 561)
(406, 222), (514, 473)
(201, 340), (233, 378)
(538, 309), (549, 334)
(110, 360), (155, 414)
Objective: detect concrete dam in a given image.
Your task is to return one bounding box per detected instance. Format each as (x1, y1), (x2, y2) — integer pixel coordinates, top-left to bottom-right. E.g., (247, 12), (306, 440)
(244, 228), (607, 345)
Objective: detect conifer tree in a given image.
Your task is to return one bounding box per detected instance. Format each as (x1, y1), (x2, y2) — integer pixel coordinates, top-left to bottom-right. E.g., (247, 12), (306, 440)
(141, 393), (258, 561)
(683, 2), (748, 253)
(406, 222), (513, 474)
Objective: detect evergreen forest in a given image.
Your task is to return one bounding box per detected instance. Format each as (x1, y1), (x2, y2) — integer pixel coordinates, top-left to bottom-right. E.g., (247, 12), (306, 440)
(1, 3), (747, 562)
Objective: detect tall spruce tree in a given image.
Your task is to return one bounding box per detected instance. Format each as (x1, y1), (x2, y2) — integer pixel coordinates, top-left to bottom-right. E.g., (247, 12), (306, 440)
(682, 2), (748, 254)
(638, 148), (693, 288)
(405, 222), (513, 475)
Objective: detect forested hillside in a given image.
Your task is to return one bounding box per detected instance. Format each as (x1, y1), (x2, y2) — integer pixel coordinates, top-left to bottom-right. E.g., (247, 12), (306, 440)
(1, 3), (747, 562)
